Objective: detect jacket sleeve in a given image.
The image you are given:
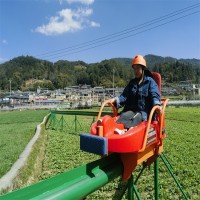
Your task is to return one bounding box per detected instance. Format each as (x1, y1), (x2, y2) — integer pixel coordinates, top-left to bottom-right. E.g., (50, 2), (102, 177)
(115, 83), (130, 108)
(149, 79), (161, 106)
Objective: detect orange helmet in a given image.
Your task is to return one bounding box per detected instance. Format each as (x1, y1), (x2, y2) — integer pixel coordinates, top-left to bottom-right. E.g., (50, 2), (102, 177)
(132, 55), (146, 67)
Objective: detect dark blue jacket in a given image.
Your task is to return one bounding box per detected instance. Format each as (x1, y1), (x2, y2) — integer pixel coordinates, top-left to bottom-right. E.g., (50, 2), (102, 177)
(116, 75), (161, 120)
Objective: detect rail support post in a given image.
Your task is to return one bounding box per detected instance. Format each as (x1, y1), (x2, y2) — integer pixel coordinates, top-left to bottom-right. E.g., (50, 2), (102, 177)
(127, 174), (141, 200)
(128, 175), (133, 200)
(160, 153), (189, 200)
(154, 157), (159, 200)
(60, 115), (64, 131)
(71, 115), (82, 132)
(47, 112), (57, 130)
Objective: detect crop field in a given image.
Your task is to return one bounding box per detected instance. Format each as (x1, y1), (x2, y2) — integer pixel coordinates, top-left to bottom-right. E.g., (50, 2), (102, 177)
(40, 107), (200, 199)
(0, 107), (199, 199)
(0, 109), (49, 178)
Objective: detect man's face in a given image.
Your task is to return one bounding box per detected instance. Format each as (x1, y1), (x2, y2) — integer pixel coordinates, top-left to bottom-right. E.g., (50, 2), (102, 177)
(132, 64), (143, 78)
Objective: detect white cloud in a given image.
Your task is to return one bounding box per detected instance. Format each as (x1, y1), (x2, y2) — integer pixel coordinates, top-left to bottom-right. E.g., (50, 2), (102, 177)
(2, 40), (8, 44)
(34, 8), (99, 36)
(90, 21), (100, 27)
(59, 0), (94, 5)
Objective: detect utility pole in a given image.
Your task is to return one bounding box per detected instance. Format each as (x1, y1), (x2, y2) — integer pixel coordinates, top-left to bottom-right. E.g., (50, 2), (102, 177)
(9, 79), (12, 96)
(113, 68), (115, 96)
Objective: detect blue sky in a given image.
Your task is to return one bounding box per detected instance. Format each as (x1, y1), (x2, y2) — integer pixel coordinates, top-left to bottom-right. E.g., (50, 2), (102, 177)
(0, 0), (200, 64)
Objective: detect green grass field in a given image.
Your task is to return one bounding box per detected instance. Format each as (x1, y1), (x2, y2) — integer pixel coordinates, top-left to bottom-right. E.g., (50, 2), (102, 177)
(41, 107), (200, 199)
(0, 110), (49, 178)
(1, 107), (199, 199)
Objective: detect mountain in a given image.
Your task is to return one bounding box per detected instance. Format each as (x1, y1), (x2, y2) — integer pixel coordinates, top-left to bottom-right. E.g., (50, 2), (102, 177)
(0, 55), (199, 91)
(112, 54), (200, 69)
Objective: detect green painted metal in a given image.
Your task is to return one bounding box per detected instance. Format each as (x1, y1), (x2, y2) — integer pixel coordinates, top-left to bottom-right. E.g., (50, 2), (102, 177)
(47, 112), (58, 130)
(132, 182), (141, 200)
(90, 116), (96, 126)
(118, 163), (146, 200)
(47, 110), (112, 132)
(118, 183), (128, 200)
(51, 110), (113, 117)
(161, 153), (173, 170)
(127, 175), (142, 200)
(154, 159), (159, 200)
(134, 164), (146, 184)
(0, 154), (123, 200)
(58, 115), (70, 131)
(71, 115), (82, 132)
(128, 175), (134, 200)
(160, 154), (189, 200)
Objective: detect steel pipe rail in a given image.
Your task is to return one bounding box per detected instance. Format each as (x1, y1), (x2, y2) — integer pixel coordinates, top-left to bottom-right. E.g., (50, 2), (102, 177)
(0, 154), (123, 200)
(50, 110), (113, 117)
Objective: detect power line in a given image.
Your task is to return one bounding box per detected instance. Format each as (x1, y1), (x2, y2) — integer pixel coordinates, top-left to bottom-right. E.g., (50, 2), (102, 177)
(47, 11), (200, 60)
(35, 3), (200, 60)
(36, 3), (200, 58)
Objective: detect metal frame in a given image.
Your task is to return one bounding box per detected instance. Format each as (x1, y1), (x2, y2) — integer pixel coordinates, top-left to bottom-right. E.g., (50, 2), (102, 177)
(118, 153), (189, 200)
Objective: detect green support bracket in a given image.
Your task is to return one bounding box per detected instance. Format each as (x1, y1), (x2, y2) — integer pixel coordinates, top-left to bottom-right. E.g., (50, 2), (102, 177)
(71, 115), (83, 132)
(154, 158), (159, 200)
(160, 154), (189, 200)
(47, 112), (58, 130)
(114, 154), (188, 200)
(118, 165), (146, 200)
(127, 174), (142, 200)
(132, 180), (141, 200)
(57, 115), (70, 131)
(90, 116), (96, 126)
(128, 175), (134, 200)
(48, 110), (112, 132)
(161, 153), (173, 170)
(134, 163), (146, 184)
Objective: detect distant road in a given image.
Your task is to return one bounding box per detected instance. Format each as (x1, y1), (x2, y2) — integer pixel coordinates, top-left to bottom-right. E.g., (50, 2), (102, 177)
(0, 104), (92, 111)
(1, 100), (200, 112)
(0, 104), (56, 111)
(168, 100), (200, 105)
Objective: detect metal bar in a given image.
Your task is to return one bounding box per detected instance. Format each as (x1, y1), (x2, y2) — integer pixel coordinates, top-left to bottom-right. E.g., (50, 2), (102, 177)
(62, 116), (70, 129)
(53, 113), (57, 130)
(76, 115), (83, 130)
(60, 115), (64, 130)
(128, 175), (133, 200)
(75, 115), (77, 132)
(134, 165), (146, 184)
(154, 158), (159, 200)
(118, 183), (128, 200)
(51, 110), (113, 117)
(162, 153), (173, 170)
(90, 116), (96, 126)
(71, 115), (83, 132)
(160, 154), (189, 200)
(132, 183), (142, 200)
(127, 175), (142, 200)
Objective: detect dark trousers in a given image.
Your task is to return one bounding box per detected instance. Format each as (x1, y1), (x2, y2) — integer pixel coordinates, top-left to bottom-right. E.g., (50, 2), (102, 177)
(116, 111), (142, 129)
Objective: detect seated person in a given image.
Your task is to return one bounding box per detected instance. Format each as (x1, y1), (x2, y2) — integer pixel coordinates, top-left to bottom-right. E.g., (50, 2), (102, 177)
(110, 55), (161, 129)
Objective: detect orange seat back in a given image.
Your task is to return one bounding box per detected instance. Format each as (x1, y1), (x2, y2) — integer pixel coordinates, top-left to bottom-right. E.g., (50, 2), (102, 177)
(152, 72), (161, 95)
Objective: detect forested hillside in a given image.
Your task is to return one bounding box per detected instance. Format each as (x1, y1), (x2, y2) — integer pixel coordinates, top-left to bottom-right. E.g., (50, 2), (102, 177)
(0, 55), (199, 91)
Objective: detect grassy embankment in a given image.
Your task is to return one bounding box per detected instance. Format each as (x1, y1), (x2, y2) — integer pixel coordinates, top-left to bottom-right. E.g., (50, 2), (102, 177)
(0, 109), (49, 193)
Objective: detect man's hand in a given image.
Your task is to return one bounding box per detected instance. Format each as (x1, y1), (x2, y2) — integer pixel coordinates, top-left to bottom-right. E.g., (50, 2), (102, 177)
(109, 98), (116, 104)
(159, 106), (162, 113)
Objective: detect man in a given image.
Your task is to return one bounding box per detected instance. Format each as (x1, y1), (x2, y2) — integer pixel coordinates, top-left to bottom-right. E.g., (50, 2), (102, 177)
(110, 55), (161, 129)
